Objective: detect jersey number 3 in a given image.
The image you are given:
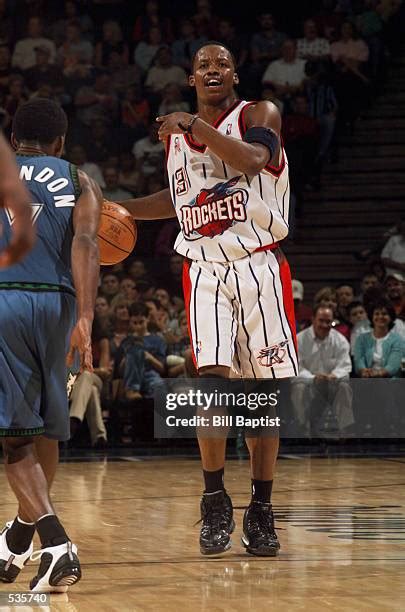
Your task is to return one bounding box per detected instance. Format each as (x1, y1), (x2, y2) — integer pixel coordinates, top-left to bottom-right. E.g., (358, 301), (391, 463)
(175, 168), (189, 196)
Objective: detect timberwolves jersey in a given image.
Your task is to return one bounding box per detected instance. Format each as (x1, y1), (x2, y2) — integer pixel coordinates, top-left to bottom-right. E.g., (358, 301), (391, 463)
(0, 154), (80, 291)
(166, 100), (290, 263)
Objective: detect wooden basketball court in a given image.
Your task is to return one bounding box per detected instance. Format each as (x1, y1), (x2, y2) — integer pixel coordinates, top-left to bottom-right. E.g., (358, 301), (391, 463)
(1, 455), (405, 611)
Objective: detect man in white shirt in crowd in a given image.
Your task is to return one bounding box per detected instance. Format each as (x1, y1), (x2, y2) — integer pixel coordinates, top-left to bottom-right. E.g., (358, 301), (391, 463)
(262, 39), (306, 101)
(297, 19), (330, 61)
(291, 305), (354, 436)
(12, 16), (56, 70)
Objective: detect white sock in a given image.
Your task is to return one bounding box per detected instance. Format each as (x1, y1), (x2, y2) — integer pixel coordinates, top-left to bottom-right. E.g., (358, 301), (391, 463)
(17, 516), (35, 526)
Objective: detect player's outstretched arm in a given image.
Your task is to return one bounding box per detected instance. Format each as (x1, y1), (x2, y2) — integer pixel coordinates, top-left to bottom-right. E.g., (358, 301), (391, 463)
(67, 170), (102, 372)
(156, 101), (282, 176)
(118, 188), (176, 220)
(0, 133), (35, 268)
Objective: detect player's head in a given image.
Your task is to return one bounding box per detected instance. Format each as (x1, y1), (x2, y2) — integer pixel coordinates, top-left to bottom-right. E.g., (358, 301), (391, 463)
(12, 98), (68, 157)
(190, 41), (239, 103)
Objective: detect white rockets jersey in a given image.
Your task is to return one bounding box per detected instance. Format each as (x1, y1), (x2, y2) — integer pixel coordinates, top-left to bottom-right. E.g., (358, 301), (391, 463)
(166, 100), (290, 263)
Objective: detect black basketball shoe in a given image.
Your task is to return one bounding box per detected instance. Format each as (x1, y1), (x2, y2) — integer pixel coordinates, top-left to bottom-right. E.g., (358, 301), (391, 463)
(199, 490), (235, 555)
(29, 541), (81, 593)
(241, 502), (280, 556)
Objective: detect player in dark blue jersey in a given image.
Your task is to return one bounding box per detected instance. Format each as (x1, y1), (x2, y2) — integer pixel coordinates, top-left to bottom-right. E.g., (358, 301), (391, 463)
(0, 131), (35, 268)
(0, 98), (102, 592)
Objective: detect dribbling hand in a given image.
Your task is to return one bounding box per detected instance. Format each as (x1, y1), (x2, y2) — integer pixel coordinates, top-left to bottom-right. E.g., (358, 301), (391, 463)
(66, 317), (93, 373)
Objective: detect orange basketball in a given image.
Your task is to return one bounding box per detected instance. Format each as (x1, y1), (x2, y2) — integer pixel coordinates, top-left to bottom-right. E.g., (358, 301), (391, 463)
(98, 200), (137, 265)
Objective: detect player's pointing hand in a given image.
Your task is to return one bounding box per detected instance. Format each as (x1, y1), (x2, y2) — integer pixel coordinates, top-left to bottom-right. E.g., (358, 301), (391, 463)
(156, 112), (198, 140)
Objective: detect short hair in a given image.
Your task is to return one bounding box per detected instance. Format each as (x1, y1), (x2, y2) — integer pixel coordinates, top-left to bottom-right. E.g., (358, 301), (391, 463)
(368, 299), (396, 330)
(129, 302), (149, 318)
(12, 98), (67, 145)
(191, 40), (236, 72)
(313, 303), (334, 317)
(347, 300), (365, 316)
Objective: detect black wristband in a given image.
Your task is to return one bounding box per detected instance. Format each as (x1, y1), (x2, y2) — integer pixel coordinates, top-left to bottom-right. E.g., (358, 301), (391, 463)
(178, 114), (199, 134)
(243, 126), (279, 161)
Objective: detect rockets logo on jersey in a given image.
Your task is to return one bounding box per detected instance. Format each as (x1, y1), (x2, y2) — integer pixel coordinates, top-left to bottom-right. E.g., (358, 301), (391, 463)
(180, 175), (248, 239)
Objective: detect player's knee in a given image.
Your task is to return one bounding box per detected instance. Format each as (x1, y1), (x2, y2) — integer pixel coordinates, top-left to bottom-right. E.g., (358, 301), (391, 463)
(2, 436), (35, 464)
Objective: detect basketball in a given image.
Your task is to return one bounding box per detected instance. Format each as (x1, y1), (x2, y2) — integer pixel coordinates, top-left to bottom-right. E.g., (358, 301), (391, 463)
(98, 200), (137, 265)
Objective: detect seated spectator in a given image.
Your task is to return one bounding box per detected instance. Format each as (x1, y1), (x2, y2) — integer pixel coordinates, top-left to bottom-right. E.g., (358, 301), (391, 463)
(283, 94), (319, 198)
(121, 85), (150, 137)
(217, 18), (248, 68)
(291, 305), (354, 436)
(305, 60), (338, 162)
(12, 16), (56, 70)
(127, 258), (148, 283)
(313, 286), (350, 340)
(384, 273), (405, 320)
(134, 25), (162, 73)
(85, 120), (112, 163)
(0, 44), (16, 91)
(57, 19), (94, 66)
(95, 20), (128, 67)
(118, 277), (139, 304)
(358, 272), (380, 300)
(75, 70), (118, 127)
(251, 13), (286, 71)
(356, 0), (384, 79)
(4, 75), (28, 122)
(330, 21), (370, 124)
(109, 299), (131, 364)
(336, 284), (355, 324)
(118, 152), (141, 196)
(95, 294), (111, 334)
(297, 19), (331, 62)
(348, 300), (370, 355)
(51, 0), (94, 46)
(24, 45), (63, 93)
(132, 123), (164, 178)
(115, 302), (166, 400)
(108, 50), (141, 96)
(154, 218), (180, 258)
(261, 84), (284, 114)
(172, 18), (206, 71)
(69, 319), (110, 448)
(133, 0), (173, 44)
(0, 0), (14, 44)
(102, 165), (133, 201)
(100, 271), (121, 304)
(381, 219), (405, 278)
(69, 144), (105, 187)
(354, 300), (404, 377)
(167, 311), (191, 377)
(293, 279), (312, 332)
(262, 39), (306, 103)
(191, 0), (219, 39)
(159, 253), (184, 299)
(158, 83), (190, 116)
(145, 46), (188, 96)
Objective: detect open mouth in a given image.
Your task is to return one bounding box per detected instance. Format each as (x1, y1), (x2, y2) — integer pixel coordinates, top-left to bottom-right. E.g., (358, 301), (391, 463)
(205, 78), (222, 88)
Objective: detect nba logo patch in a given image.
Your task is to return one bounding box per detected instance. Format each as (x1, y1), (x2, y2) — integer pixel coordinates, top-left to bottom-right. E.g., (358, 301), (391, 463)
(226, 123), (232, 135)
(196, 341), (202, 354)
(174, 137), (181, 154)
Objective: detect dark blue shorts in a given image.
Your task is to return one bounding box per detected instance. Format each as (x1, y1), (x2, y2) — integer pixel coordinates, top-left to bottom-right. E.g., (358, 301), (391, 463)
(0, 290), (76, 440)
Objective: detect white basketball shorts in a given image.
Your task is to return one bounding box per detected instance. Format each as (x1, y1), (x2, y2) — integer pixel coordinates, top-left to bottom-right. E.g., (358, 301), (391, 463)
(183, 246), (299, 379)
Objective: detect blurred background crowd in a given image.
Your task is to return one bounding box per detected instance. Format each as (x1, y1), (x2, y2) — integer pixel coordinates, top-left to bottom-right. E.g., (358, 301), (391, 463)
(1, 0), (404, 446)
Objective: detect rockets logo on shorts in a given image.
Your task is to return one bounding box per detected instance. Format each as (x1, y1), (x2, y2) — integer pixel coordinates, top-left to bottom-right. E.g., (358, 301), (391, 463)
(180, 175), (248, 239)
(257, 340), (289, 368)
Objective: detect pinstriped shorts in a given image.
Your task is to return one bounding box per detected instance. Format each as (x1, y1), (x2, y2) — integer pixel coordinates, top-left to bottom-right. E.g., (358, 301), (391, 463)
(183, 247), (299, 379)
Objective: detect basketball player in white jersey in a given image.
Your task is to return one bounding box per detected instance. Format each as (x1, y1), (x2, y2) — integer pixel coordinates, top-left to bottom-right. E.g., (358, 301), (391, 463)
(120, 41), (298, 557)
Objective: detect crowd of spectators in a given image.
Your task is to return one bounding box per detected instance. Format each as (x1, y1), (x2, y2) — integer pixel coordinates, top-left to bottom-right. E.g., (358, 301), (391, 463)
(1, 0), (403, 445)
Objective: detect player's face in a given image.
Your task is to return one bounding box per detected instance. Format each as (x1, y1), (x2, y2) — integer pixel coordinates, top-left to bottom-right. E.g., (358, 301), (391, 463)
(190, 46), (238, 103)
